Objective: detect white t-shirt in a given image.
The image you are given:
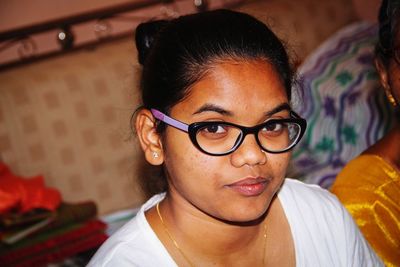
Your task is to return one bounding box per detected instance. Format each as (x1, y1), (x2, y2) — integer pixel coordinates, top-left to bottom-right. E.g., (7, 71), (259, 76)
(88, 178), (383, 266)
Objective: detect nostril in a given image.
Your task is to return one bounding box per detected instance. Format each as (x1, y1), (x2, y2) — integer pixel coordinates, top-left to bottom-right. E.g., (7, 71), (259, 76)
(230, 135), (267, 167)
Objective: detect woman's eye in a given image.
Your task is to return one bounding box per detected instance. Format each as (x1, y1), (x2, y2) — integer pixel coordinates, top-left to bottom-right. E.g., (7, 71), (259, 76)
(262, 122), (284, 134)
(203, 124), (226, 134)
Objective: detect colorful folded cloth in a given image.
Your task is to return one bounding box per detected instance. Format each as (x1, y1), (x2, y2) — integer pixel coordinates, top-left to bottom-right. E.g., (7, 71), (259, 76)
(0, 162), (61, 214)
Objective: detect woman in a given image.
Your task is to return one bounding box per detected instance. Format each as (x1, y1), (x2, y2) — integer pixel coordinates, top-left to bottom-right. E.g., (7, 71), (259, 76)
(88, 10), (381, 266)
(331, 0), (400, 266)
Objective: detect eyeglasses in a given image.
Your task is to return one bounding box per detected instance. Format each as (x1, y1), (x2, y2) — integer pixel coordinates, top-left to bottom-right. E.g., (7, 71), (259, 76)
(151, 108), (307, 156)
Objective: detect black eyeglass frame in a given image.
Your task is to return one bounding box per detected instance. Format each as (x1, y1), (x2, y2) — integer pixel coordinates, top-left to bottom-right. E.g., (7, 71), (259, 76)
(151, 108), (307, 156)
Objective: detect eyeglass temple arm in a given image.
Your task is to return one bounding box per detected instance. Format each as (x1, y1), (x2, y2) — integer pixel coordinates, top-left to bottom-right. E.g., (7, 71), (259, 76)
(151, 109), (189, 132)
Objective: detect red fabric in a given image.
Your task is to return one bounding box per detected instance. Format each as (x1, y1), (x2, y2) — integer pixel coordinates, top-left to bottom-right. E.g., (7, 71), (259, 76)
(0, 162), (61, 214)
(0, 220), (108, 267)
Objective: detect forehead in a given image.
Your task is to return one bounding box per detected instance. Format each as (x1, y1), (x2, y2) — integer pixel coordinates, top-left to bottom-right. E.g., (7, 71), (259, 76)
(171, 59), (289, 117)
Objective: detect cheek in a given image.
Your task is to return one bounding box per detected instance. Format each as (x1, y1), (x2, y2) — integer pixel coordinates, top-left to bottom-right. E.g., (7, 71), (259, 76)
(163, 131), (216, 183)
(392, 78), (400, 101)
(269, 153), (291, 177)
(389, 65), (400, 98)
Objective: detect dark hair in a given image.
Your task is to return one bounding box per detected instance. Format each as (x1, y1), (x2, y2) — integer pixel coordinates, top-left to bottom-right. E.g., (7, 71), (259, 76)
(376, 0), (400, 65)
(134, 9), (295, 197)
(135, 9), (294, 124)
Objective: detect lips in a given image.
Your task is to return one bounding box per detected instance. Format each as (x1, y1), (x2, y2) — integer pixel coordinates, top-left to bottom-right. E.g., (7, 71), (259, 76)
(226, 177), (268, 196)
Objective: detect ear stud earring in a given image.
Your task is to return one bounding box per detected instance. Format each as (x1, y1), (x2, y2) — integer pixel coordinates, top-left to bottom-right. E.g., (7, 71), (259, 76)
(384, 88), (398, 107)
(152, 152), (159, 158)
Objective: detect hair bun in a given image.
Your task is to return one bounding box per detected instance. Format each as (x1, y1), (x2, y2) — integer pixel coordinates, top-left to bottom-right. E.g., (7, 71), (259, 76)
(135, 20), (169, 65)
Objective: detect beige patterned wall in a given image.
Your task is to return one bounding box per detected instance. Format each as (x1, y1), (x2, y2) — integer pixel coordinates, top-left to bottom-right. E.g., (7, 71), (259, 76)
(0, 39), (146, 215)
(0, 0), (357, 215)
(237, 0), (357, 66)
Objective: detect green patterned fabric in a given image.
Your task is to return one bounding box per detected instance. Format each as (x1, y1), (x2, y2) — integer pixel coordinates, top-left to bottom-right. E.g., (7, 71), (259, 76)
(289, 21), (395, 188)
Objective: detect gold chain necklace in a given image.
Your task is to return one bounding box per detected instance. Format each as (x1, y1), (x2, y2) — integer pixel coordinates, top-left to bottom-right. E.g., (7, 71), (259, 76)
(156, 202), (268, 267)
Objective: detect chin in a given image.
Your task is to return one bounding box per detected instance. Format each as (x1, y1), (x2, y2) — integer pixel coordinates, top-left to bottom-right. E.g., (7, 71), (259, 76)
(224, 213), (266, 225)
(218, 203), (269, 225)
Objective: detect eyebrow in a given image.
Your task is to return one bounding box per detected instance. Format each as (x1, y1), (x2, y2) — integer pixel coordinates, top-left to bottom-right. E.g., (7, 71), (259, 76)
(193, 102), (291, 117)
(265, 103), (291, 117)
(193, 103), (233, 116)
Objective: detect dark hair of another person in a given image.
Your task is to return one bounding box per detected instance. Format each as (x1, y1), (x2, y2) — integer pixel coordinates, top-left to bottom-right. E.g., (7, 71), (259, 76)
(376, 0), (400, 121)
(376, 0), (400, 65)
(134, 9), (294, 196)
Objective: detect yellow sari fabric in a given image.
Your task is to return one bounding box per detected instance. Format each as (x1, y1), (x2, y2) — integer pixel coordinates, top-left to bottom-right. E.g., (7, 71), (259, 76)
(331, 155), (400, 267)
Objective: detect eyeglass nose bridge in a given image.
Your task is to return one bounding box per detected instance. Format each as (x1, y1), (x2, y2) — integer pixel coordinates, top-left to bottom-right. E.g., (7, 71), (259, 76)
(187, 124), (259, 156)
(228, 124), (266, 153)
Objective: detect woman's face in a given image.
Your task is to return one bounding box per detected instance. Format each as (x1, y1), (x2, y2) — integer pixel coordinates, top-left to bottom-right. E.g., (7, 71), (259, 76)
(387, 31), (400, 103)
(378, 27), (400, 105)
(161, 59), (291, 223)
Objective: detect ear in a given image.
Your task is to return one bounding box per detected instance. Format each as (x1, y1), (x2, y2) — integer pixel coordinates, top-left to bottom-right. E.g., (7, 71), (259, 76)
(135, 109), (164, 165)
(374, 57), (390, 91)
(374, 57), (399, 106)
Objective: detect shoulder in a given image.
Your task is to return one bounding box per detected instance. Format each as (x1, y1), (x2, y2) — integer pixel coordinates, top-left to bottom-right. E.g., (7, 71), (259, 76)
(278, 179), (353, 239)
(279, 178), (342, 210)
(87, 216), (143, 266)
(333, 154), (400, 190)
(87, 193), (175, 267)
(332, 154), (400, 206)
(279, 178), (383, 266)
(279, 178), (353, 229)
(278, 178), (351, 236)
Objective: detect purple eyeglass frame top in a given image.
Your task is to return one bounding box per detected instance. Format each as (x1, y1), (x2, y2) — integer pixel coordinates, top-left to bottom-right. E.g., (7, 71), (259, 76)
(151, 109), (189, 132)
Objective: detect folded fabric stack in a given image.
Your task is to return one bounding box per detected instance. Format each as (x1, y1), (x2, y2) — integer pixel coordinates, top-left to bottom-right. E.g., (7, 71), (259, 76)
(0, 163), (108, 267)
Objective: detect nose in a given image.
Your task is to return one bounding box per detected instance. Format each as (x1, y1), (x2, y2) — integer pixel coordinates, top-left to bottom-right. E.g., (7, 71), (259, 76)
(230, 134), (267, 167)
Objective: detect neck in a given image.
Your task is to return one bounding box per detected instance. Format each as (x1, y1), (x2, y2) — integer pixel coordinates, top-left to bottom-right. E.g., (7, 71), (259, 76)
(165, 194), (266, 249)
(151, 194), (271, 266)
(365, 123), (400, 171)
(387, 123), (400, 170)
